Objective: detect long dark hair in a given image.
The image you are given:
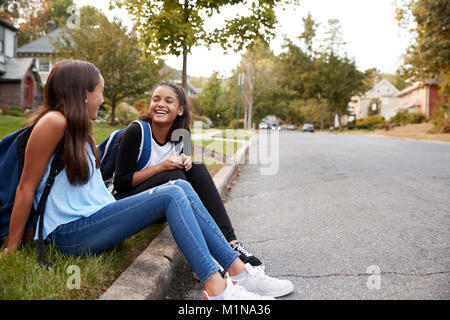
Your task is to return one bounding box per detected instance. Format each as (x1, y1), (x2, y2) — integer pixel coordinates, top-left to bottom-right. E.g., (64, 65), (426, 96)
(140, 81), (191, 141)
(27, 60), (101, 185)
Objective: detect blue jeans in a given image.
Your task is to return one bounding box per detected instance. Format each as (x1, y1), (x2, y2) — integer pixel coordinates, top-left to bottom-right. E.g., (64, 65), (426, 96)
(48, 179), (240, 284)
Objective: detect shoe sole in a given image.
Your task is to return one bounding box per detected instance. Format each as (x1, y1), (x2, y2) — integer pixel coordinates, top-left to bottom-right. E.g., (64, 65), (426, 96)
(254, 283), (294, 298)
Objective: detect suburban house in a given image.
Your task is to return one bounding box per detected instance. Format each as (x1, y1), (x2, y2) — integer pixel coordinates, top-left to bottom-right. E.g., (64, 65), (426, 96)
(350, 79), (400, 121)
(158, 65), (201, 96)
(396, 79), (448, 118)
(17, 21), (62, 84)
(0, 19), (42, 109)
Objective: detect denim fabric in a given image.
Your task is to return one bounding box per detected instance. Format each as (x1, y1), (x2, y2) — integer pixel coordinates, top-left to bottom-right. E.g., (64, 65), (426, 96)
(48, 179), (239, 284)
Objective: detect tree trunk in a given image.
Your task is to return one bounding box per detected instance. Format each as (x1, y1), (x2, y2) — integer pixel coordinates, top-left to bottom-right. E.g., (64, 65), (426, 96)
(182, 47), (187, 92)
(181, 0), (189, 92)
(109, 95), (117, 126)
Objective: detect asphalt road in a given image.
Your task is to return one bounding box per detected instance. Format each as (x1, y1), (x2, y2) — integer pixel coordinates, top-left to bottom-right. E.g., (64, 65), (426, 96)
(166, 131), (450, 300)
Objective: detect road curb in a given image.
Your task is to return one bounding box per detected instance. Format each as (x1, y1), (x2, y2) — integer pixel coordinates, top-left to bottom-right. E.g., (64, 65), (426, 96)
(99, 133), (253, 300)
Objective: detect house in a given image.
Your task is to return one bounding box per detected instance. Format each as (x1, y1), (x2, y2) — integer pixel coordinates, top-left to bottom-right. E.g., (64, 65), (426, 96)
(396, 79), (448, 118)
(158, 65), (201, 96)
(17, 21), (62, 84)
(350, 79), (400, 120)
(0, 19), (42, 109)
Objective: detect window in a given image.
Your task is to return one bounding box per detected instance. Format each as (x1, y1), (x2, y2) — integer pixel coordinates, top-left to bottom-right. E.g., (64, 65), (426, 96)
(39, 58), (50, 72)
(0, 26), (4, 54)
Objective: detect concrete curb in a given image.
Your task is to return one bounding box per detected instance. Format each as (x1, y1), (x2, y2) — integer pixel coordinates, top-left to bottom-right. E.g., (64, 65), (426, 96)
(99, 133), (254, 300)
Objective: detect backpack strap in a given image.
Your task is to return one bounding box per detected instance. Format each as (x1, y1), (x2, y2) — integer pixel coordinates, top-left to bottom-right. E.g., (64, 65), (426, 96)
(135, 120), (152, 171)
(36, 139), (64, 269)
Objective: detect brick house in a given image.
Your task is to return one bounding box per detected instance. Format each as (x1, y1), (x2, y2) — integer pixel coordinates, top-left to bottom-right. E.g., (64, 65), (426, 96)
(396, 79), (448, 118)
(0, 19), (42, 109)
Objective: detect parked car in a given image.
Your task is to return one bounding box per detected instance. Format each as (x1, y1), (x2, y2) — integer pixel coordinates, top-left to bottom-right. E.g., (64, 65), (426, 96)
(302, 123), (315, 132)
(287, 124), (296, 130)
(259, 122), (270, 129)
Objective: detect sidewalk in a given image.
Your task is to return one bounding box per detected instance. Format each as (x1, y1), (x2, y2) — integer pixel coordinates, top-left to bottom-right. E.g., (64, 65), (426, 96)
(99, 132), (254, 300)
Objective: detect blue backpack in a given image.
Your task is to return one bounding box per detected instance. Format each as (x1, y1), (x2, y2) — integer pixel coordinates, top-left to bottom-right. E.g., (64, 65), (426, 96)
(98, 120), (153, 192)
(97, 120), (185, 193)
(0, 125), (64, 267)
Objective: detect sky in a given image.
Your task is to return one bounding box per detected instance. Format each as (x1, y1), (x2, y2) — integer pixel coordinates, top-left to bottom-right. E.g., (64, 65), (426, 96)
(73, 0), (412, 78)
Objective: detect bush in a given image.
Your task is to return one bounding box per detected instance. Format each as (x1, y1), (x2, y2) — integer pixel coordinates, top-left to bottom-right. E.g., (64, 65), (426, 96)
(430, 105), (450, 133)
(0, 106), (23, 117)
(355, 115), (385, 130)
(442, 117), (450, 133)
(116, 102), (139, 125)
(228, 119), (245, 129)
(133, 98), (149, 115)
(389, 110), (426, 127)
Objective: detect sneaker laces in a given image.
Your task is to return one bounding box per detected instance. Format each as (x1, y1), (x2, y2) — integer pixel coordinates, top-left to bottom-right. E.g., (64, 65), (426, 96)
(233, 242), (253, 257)
(244, 263), (279, 286)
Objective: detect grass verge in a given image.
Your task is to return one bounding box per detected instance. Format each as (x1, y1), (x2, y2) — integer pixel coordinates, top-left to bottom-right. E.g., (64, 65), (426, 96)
(0, 222), (166, 299)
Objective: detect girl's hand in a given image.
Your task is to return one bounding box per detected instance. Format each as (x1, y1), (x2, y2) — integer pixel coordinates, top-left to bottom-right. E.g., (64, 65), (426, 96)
(162, 155), (184, 171)
(180, 154), (192, 171)
(0, 247), (11, 259)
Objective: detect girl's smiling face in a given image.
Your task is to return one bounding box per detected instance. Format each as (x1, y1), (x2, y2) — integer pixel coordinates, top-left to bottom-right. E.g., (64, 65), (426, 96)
(149, 85), (184, 125)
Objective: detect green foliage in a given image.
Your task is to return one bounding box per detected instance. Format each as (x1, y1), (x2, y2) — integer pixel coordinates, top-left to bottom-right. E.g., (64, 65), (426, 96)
(355, 115), (385, 130)
(430, 105), (450, 133)
(115, 102), (140, 125)
(53, 6), (162, 125)
(389, 110), (426, 126)
(199, 72), (224, 123)
(112, 0), (300, 88)
(228, 119), (245, 129)
(396, 0), (450, 94)
(0, 106), (24, 117)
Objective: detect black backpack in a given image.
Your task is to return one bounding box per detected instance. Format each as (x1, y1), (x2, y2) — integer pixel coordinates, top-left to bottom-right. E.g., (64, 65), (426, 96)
(0, 124), (64, 267)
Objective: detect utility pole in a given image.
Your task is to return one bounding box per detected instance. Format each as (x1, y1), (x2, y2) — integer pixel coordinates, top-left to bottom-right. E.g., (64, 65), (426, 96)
(236, 73), (244, 130)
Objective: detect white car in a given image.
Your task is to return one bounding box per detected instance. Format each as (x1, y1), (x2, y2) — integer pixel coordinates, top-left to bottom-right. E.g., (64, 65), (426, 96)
(259, 122), (270, 129)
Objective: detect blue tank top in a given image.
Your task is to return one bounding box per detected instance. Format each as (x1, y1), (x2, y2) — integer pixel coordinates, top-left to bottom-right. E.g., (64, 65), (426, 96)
(34, 144), (115, 240)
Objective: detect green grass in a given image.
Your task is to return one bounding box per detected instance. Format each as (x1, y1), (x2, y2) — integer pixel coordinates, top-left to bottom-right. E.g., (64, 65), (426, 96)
(0, 222), (166, 299)
(0, 115), (126, 143)
(0, 115), (28, 139)
(192, 139), (242, 158)
(212, 129), (253, 140)
(92, 121), (127, 143)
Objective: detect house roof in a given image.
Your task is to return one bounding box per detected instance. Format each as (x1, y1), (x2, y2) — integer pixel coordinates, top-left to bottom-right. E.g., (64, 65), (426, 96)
(396, 79), (443, 97)
(0, 57), (41, 83)
(363, 79), (399, 98)
(0, 18), (19, 32)
(17, 28), (63, 54)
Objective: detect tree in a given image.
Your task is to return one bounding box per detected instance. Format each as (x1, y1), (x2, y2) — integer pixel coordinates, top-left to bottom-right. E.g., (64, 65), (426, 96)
(53, 6), (162, 125)
(0, 0), (30, 25)
(396, 0), (450, 93)
(198, 72), (227, 126)
(112, 0), (300, 91)
(314, 52), (365, 131)
(0, 0), (75, 47)
(238, 39), (277, 129)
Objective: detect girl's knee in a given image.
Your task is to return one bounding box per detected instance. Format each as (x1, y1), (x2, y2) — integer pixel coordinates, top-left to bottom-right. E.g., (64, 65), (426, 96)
(172, 179), (192, 190)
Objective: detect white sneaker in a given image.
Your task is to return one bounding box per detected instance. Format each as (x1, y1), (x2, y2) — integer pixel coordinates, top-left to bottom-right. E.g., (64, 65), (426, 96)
(202, 275), (275, 300)
(231, 263), (294, 298)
